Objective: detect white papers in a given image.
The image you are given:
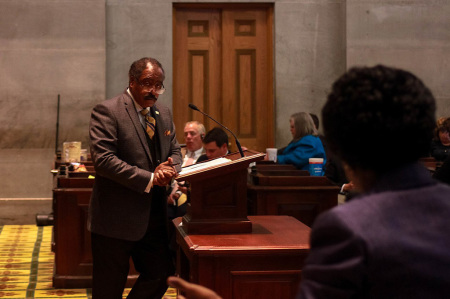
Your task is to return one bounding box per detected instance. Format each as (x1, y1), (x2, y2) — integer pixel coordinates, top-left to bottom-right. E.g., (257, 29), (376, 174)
(179, 157), (231, 176)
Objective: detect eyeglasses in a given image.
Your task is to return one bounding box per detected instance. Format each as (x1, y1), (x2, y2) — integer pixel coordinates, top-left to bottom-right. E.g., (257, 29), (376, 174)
(136, 78), (165, 95)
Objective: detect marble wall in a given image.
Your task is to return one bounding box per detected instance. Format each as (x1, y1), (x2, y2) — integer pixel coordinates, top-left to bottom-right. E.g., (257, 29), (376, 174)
(0, 0), (449, 205)
(0, 0), (105, 201)
(0, 0), (106, 149)
(273, 0), (346, 145)
(347, 0), (450, 118)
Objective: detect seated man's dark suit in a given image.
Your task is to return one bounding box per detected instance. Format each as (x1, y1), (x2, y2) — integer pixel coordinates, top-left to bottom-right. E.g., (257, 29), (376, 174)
(433, 154), (450, 185)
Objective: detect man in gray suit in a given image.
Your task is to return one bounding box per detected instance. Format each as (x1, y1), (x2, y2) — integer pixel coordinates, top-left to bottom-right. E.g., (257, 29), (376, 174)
(89, 57), (182, 298)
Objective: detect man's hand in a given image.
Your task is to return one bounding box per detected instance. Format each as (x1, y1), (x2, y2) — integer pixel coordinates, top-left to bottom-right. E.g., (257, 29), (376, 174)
(168, 191), (181, 206)
(153, 157), (178, 186)
(342, 181), (355, 193)
(164, 276), (222, 299)
(176, 181), (189, 194)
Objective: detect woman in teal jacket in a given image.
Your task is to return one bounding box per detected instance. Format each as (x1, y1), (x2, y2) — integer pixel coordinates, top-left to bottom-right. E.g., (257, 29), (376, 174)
(277, 112), (326, 173)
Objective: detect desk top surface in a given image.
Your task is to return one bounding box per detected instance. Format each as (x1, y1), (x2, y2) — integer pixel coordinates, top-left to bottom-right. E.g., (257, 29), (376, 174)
(174, 215), (310, 252)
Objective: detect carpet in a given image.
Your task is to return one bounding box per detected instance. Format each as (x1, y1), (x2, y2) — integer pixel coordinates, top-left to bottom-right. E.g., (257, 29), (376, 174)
(0, 225), (177, 298)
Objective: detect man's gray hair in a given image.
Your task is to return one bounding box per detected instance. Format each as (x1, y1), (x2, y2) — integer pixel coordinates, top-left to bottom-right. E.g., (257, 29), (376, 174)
(185, 121), (206, 135)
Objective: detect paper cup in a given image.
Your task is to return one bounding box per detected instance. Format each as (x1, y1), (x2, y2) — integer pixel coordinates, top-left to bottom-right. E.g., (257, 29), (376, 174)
(266, 148), (277, 162)
(63, 141), (82, 163)
(309, 158), (324, 176)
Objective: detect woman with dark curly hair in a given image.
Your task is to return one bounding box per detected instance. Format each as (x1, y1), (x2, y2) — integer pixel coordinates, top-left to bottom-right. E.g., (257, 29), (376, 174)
(297, 65), (450, 299)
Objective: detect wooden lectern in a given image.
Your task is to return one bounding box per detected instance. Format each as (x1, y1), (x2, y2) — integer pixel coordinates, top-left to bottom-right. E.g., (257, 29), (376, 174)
(176, 150), (264, 234)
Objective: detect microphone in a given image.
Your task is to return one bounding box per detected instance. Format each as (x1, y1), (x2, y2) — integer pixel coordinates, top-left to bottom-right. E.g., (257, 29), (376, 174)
(188, 103), (244, 157)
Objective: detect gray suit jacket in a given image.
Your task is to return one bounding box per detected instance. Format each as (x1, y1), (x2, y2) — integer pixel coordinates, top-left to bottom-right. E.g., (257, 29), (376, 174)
(88, 90), (182, 241)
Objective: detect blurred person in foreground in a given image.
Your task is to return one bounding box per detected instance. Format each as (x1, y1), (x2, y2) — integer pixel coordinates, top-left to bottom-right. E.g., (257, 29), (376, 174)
(165, 65), (450, 299)
(164, 277), (222, 299)
(297, 65), (450, 298)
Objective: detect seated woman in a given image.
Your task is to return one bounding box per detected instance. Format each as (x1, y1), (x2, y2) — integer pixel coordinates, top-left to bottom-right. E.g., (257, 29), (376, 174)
(277, 112), (326, 172)
(430, 117), (450, 161)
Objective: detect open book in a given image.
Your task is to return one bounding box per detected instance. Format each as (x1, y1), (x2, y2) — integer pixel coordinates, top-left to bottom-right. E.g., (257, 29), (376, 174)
(178, 157), (231, 176)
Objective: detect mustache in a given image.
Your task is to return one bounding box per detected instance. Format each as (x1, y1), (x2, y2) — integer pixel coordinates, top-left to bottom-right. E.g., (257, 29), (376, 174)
(144, 94), (157, 101)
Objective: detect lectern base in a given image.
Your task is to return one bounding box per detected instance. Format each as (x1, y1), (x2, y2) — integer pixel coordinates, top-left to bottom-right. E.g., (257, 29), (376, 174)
(180, 216), (252, 234)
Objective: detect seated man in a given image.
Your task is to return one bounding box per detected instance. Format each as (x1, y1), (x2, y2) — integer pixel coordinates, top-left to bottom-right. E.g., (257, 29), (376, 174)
(182, 121), (206, 166)
(324, 151), (357, 200)
(433, 153), (450, 185)
(197, 127), (230, 162)
(167, 121), (205, 218)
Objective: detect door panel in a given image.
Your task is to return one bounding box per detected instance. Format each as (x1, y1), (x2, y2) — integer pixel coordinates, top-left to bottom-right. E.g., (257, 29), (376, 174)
(174, 5), (273, 152)
(174, 9), (222, 131)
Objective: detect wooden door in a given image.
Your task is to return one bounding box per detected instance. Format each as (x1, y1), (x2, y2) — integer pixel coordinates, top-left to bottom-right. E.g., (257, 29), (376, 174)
(173, 4), (274, 152)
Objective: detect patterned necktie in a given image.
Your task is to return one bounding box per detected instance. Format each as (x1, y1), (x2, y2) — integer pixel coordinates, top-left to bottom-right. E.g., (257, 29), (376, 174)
(140, 109), (156, 139)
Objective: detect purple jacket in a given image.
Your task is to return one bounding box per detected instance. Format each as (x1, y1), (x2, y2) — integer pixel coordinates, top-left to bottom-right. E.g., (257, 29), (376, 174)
(297, 163), (450, 299)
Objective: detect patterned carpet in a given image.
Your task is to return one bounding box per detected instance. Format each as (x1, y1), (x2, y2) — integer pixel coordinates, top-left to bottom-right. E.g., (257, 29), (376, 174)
(0, 225), (177, 298)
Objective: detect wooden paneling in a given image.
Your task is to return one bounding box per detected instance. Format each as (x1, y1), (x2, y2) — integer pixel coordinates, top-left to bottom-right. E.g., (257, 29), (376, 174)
(189, 50), (208, 118)
(236, 50), (256, 137)
(174, 8), (222, 131)
(231, 271), (301, 299)
(173, 4), (274, 152)
(52, 181), (137, 288)
(247, 166), (340, 227)
(222, 8), (272, 152)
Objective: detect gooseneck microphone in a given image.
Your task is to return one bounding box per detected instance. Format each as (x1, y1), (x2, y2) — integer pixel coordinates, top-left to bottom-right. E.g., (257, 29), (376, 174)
(188, 103), (244, 157)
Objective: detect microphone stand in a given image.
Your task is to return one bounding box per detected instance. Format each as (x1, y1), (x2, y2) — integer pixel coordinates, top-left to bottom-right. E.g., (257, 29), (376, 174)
(55, 94), (60, 155)
(189, 104), (245, 157)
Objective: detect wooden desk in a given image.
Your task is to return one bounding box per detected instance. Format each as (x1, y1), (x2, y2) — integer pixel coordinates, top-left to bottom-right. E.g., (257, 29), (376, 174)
(57, 177), (95, 188)
(247, 176), (339, 227)
(174, 215), (310, 299)
(68, 171), (96, 178)
(53, 188), (94, 288)
(52, 178), (137, 288)
(250, 163), (297, 172)
(54, 157), (94, 169)
(257, 169), (309, 176)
